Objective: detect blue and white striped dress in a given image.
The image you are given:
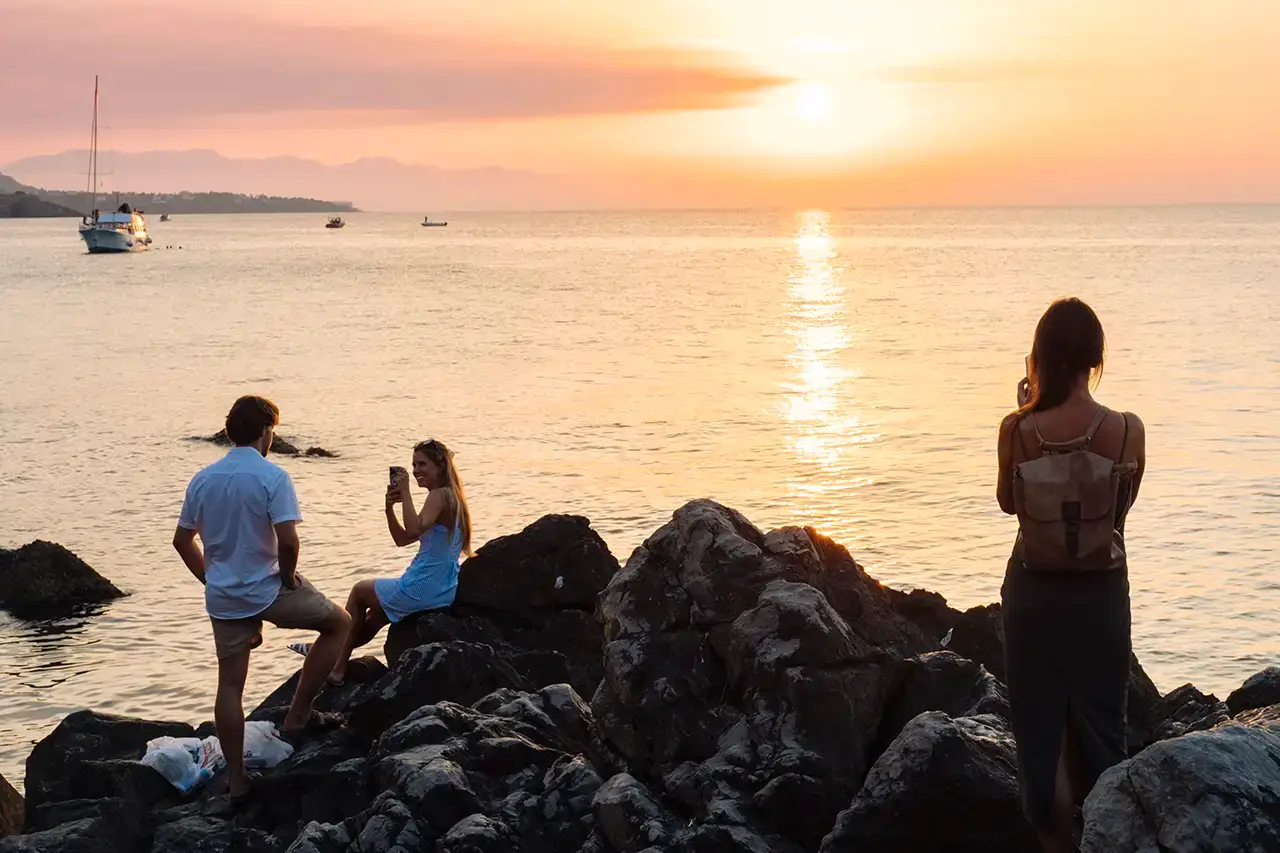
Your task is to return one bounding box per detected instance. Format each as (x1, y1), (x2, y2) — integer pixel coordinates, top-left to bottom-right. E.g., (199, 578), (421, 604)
(373, 523), (463, 622)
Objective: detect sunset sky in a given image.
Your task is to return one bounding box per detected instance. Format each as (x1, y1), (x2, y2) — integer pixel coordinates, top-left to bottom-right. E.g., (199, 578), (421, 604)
(3, 0), (1280, 207)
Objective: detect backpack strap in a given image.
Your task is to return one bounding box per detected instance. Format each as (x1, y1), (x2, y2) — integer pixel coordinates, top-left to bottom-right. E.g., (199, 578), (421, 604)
(1036, 406), (1110, 453)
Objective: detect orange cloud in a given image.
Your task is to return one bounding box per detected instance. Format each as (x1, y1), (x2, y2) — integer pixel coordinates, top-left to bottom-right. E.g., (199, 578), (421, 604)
(0, 1), (783, 130)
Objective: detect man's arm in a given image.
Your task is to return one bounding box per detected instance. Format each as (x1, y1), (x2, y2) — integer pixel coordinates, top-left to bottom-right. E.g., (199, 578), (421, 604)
(172, 526), (206, 585)
(275, 520), (300, 589)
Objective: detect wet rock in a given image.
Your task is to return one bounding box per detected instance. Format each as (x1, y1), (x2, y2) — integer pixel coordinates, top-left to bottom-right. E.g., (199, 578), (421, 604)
(0, 541), (125, 619)
(1227, 666), (1280, 716)
(199, 429), (305, 456)
(386, 514), (619, 698)
(303, 447), (338, 458)
(1151, 683), (1231, 742)
(1081, 709), (1280, 852)
(0, 774), (20, 838)
(819, 712), (1036, 853)
(23, 711), (194, 832)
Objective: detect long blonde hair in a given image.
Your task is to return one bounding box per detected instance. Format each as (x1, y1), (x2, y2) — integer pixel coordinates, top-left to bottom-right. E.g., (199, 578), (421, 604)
(415, 438), (473, 557)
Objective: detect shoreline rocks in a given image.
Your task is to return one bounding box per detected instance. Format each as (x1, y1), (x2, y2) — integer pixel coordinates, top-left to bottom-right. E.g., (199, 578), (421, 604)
(0, 774), (20, 838)
(3, 500), (1278, 853)
(193, 430), (338, 458)
(0, 541), (125, 619)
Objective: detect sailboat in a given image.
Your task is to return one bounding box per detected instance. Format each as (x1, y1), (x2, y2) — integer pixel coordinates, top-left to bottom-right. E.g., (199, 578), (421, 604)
(78, 76), (151, 253)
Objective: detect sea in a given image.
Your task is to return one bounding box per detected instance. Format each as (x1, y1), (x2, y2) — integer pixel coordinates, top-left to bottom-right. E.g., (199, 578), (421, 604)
(1, 208), (1277, 787)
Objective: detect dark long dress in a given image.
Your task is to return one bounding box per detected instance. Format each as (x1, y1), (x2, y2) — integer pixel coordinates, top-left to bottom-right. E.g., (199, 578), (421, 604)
(1001, 479), (1133, 829)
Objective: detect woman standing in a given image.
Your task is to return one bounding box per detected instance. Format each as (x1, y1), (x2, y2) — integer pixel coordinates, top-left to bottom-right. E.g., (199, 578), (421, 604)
(996, 298), (1146, 853)
(329, 438), (473, 684)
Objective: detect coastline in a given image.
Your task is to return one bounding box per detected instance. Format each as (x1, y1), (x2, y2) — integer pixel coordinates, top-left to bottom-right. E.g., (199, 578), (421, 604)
(2, 500), (1276, 851)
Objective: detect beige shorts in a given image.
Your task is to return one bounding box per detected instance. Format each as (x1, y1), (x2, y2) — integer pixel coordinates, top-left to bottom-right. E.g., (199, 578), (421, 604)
(210, 576), (339, 660)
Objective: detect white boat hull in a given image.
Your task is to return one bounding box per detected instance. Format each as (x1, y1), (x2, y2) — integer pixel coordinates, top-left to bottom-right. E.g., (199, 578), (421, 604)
(80, 225), (149, 253)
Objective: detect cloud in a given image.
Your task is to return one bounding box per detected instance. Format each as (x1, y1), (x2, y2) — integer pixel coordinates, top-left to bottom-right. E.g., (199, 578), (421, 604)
(0, 0), (783, 130)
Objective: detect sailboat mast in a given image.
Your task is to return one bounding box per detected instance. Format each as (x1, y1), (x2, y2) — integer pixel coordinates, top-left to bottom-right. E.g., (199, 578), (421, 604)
(89, 76), (99, 216)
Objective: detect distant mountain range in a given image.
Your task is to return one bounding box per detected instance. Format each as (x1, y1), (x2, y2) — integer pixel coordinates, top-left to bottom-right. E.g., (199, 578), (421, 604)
(2, 150), (575, 212)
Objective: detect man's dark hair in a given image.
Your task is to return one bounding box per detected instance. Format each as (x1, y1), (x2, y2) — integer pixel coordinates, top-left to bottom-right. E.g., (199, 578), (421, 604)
(225, 396), (280, 446)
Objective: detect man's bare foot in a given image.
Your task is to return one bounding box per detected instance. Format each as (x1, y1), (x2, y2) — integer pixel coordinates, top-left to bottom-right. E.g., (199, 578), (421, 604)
(281, 709), (348, 740)
(228, 775), (255, 806)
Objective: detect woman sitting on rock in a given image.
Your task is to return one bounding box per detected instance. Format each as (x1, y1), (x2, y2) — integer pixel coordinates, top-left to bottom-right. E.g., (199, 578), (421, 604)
(329, 438), (473, 684)
(996, 298), (1146, 853)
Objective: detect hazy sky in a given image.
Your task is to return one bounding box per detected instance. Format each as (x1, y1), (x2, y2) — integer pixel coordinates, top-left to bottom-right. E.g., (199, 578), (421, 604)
(3, 0), (1280, 206)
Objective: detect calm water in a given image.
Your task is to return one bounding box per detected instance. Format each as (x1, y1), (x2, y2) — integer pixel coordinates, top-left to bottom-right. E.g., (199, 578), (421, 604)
(1, 209), (1278, 787)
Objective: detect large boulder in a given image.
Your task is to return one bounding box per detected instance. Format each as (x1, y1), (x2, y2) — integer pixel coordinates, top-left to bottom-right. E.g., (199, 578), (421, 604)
(1081, 707), (1280, 852)
(23, 711), (193, 832)
(875, 651), (1008, 755)
(386, 514), (619, 698)
(0, 542), (125, 619)
(819, 712), (1037, 853)
(0, 774), (20, 838)
(593, 500), (936, 849)
(1227, 667), (1280, 716)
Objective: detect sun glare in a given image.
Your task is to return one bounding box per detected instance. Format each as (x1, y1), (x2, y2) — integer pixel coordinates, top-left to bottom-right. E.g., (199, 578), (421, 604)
(793, 82), (832, 124)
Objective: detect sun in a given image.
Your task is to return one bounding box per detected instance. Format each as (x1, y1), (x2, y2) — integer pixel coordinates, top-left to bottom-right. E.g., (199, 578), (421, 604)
(792, 82), (833, 124)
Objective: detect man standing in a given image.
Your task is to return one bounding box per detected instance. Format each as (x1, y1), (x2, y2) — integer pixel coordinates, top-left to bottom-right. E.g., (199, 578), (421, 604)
(172, 395), (350, 803)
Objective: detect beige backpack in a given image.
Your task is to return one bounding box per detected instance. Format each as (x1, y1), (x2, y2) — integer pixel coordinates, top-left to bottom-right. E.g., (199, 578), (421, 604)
(1013, 407), (1136, 572)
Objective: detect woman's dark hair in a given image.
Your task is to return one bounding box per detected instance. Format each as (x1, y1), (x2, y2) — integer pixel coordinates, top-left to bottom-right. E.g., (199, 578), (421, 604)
(1019, 298), (1105, 414)
(225, 395), (280, 445)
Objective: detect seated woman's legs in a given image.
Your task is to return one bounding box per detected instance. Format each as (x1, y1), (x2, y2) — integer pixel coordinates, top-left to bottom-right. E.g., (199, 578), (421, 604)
(330, 579), (390, 684)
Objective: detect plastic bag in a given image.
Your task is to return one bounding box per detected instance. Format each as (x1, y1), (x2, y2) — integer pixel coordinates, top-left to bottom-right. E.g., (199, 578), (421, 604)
(243, 721), (294, 769)
(141, 744), (212, 794)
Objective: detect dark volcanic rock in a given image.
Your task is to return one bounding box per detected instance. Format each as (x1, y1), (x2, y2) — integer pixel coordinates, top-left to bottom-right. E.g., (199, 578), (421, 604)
(1082, 707), (1280, 852)
(149, 816), (282, 852)
(1227, 666), (1280, 716)
(23, 711), (193, 832)
(593, 500), (936, 849)
(0, 774), (20, 838)
(341, 642), (531, 738)
(199, 429), (304, 456)
(1151, 683), (1231, 742)
(876, 651), (1009, 756)
(385, 514), (619, 698)
(0, 542), (125, 619)
(303, 447), (338, 458)
(819, 712), (1037, 853)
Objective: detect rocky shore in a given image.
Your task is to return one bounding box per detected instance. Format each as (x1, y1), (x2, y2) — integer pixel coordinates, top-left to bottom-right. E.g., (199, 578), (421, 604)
(2, 500), (1279, 852)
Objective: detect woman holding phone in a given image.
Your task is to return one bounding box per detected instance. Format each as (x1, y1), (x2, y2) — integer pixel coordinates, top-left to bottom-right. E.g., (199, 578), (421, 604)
(328, 438), (473, 685)
(996, 298), (1146, 853)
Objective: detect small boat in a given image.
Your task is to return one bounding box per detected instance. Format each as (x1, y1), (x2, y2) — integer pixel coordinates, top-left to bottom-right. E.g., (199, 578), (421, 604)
(159, 213), (170, 222)
(326, 216), (346, 229)
(78, 77), (151, 254)
(421, 216), (448, 227)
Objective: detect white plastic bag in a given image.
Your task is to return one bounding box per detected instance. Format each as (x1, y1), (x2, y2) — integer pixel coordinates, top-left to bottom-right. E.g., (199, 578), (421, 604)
(242, 721), (294, 769)
(141, 744), (211, 794)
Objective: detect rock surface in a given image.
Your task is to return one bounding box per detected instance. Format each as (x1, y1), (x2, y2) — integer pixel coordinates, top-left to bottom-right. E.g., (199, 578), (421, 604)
(820, 712), (1037, 853)
(385, 514), (619, 698)
(0, 774), (20, 838)
(9, 499), (1279, 853)
(0, 542), (126, 619)
(196, 429), (334, 458)
(1082, 706), (1280, 852)
(1227, 666), (1280, 716)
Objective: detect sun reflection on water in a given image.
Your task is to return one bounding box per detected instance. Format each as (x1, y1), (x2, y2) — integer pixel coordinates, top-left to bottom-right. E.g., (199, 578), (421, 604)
(782, 210), (876, 502)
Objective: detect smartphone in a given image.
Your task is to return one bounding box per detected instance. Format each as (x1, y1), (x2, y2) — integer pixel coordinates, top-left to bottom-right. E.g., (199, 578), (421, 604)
(389, 466), (397, 487)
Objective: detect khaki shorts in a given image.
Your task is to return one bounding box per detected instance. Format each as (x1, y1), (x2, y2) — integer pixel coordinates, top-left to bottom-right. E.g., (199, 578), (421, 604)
(210, 576), (339, 660)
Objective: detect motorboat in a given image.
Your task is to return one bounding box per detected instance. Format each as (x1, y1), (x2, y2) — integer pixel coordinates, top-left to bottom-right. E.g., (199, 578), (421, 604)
(77, 77), (151, 253)
(421, 216), (447, 227)
(326, 216), (346, 229)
